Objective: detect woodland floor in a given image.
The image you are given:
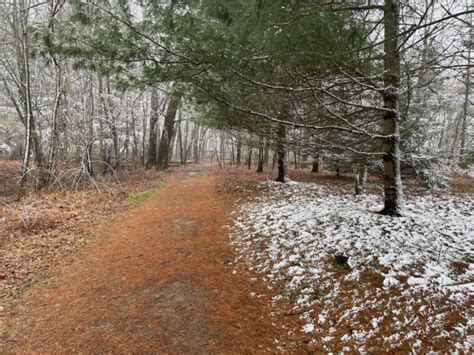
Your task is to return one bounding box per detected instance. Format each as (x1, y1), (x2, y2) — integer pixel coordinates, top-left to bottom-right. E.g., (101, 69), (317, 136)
(1, 166), (297, 353)
(0, 163), (472, 353)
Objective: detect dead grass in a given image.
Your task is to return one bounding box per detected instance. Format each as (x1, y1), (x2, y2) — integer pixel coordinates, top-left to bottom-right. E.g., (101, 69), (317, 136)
(450, 171), (474, 194)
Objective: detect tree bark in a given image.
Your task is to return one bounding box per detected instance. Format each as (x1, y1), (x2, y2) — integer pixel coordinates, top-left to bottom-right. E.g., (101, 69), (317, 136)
(263, 136), (270, 166)
(276, 124), (289, 183)
(311, 155), (320, 173)
(354, 165), (368, 195)
(107, 78), (120, 169)
(146, 87), (160, 169)
(98, 76), (114, 174)
(18, 26), (31, 196)
(16, 0), (42, 193)
(236, 136), (242, 166)
(45, 2), (66, 183)
(381, 0), (404, 216)
(84, 73), (94, 177)
(459, 27), (472, 159)
(157, 93), (180, 170)
(247, 147), (252, 170)
(256, 147), (264, 173)
(293, 150), (298, 169)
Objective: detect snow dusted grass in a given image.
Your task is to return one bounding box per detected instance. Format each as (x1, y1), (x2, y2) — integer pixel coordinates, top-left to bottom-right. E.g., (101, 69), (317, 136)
(231, 180), (473, 352)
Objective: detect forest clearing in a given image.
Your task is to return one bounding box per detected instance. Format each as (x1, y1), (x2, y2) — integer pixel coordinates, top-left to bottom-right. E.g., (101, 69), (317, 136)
(1, 0), (473, 353)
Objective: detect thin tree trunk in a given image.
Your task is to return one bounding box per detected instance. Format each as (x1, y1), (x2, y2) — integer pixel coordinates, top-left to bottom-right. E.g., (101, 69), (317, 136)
(263, 136), (270, 166)
(85, 73), (94, 176)
(459, 27), (472, 159)
(247, 147), (252, 170)
(18, 0), (33, 194)
(98, 76), (112, 174)
(256, 146), (264, 173)
(354, 164), (368, 195)
(311, 154), (320, 173)
(142, 95), (148, 166)
(236, 136), (242, 166)
(18, 32), (31, 196)
(130, 105), (138, 168)
(106, 78), (120, 169)
(178, 121), (184, 164)
(437, 113), (448, 149)
(301, 153), (308, 169)
(193, 124), (202, 163)
(45, 3), (65, 183)
(276, 124), (289, 183)
(46, 55), (61, 180)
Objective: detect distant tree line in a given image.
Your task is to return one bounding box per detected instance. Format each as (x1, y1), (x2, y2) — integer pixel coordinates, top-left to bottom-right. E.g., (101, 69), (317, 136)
(0, 0), (472, 215)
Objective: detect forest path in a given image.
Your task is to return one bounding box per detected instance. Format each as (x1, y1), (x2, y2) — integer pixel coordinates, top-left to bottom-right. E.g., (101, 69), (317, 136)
(2, 169), (280, 353)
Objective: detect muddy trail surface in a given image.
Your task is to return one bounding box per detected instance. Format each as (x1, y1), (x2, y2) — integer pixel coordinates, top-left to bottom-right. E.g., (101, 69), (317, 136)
(1, 169), (283, 353)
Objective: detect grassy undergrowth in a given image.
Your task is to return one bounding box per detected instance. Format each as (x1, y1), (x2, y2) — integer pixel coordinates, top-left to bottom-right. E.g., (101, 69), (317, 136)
(126, 177), (171, 203)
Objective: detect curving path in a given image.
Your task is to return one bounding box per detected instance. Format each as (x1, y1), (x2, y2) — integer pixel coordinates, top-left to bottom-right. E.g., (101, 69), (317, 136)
(2, 170), (281, 353)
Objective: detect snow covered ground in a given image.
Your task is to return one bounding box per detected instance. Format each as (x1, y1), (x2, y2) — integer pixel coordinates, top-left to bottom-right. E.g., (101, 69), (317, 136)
(231, 181), (473, 352)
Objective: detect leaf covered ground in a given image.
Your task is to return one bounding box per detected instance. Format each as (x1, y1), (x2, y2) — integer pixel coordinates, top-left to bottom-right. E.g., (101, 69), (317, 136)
(0, 167), (170, 305)
(2, 168), (286, 353)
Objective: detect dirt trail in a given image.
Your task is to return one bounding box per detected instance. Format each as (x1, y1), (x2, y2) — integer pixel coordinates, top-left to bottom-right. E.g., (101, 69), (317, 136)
(2, 170), (282, 353)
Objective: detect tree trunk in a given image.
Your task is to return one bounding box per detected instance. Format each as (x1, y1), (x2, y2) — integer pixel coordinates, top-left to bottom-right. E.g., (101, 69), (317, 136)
(46, 55), (61, 181)
(354, 165), (368, 195)
(178, 121), (184, 164)
(311, 154), (320, 172)
(247, 147), (252, 170)
(157, 93), (180, 170)
(99, 76), (113, 174)
(169, 121), (179, 163)
(256, 147), (264, 173)
(276, 124), (289, 183)
(18, 36), (32, 196)
(131, 107), (139, 168)
(107, 78), (120, 169)
(271, 150), (277, 169)
(381, 0), (404, 216)
(142, 98), (147, 166)
(263, 137), (270, 166)
(85, 73), (94, 177)
(301, 153), (308, 169)
(103, 141), (112, 175)
(459, 29), (471, 159)
(146, 87), (160, 169)
(17, 0), (45, 192)
(437, 113), (448, 149)
(193, 124), (202, 163)
(236, 136), (242, 166)
(45, 4), (65, 184)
